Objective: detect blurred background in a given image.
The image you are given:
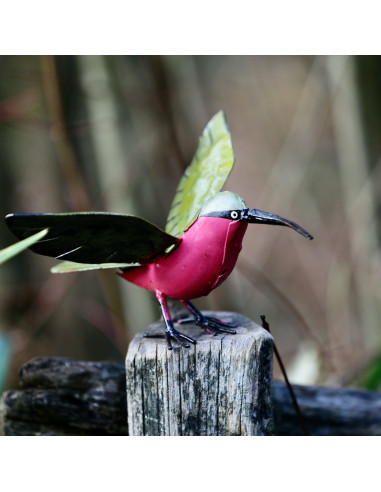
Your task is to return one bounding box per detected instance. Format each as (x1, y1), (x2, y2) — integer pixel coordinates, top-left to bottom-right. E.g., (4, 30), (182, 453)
(0, 55), (380, 393)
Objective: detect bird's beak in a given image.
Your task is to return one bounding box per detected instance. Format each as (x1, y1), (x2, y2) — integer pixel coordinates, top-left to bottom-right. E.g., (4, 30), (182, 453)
(243, 208), (313, 240)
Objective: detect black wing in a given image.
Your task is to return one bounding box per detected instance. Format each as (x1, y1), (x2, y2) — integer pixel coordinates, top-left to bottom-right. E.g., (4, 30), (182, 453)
(5, 212), (180, 264)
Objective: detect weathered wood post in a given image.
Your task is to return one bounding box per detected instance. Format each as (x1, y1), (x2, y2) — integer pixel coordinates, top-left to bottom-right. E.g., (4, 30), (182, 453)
(125, 311), (274, 436)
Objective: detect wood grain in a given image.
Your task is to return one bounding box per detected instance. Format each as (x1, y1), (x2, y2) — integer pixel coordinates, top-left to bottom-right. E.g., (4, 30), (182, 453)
(1, 357), (128, 436)
(125, 311), (274, 436)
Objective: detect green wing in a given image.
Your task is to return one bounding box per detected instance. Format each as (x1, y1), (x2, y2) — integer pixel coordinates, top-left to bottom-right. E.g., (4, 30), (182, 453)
(5, 212), (180, 266)
(51, 261), (137, 274)
(0, 229), (48, 265)
(165, 110), (235, 237)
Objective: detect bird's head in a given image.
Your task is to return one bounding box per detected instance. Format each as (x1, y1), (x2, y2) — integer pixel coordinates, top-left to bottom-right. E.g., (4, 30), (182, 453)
(199, 191), (313, 240)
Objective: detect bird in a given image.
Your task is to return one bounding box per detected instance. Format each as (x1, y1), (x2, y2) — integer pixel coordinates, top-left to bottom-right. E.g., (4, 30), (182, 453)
(5, 111), (313, 349)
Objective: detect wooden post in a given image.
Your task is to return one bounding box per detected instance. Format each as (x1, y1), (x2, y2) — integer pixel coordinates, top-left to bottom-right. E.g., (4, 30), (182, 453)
(125, 311), (274, 436)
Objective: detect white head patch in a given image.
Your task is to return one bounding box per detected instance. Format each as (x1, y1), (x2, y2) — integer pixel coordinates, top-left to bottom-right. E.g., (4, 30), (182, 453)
(199, 191), (247, 216)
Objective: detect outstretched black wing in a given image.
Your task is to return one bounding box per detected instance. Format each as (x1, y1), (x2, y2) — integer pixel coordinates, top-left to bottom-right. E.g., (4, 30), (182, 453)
(5, 212), (180, 264)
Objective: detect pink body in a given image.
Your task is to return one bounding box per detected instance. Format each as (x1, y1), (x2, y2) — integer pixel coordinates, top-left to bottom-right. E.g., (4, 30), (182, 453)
(120, 217), (248, 300)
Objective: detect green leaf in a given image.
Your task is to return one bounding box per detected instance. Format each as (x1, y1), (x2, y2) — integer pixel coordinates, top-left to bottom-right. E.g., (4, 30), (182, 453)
(165, 110), (235, 237)
(0, 228), (48, 265)
(51, 260), (137, 274)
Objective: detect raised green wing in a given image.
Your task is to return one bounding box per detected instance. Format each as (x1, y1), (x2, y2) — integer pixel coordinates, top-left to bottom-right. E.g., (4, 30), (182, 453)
(0, 228), (48, 265)
(5, 212), (180, 266)
(165, 110), (235, 237)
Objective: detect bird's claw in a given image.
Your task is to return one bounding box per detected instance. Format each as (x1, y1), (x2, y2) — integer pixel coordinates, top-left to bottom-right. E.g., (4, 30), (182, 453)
(177, 314), (237, 335)
(144, 327), (196, 350)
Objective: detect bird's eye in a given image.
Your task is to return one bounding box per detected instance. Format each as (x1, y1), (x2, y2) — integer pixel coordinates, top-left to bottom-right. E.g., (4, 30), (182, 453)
(230, 211), (239, 220)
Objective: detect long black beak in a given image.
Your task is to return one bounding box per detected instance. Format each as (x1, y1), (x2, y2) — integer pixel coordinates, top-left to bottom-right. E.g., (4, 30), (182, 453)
(243, 208), (313, 240)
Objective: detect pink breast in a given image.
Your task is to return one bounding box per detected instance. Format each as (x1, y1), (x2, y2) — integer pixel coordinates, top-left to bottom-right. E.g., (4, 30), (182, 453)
(120, 217), (248, 300)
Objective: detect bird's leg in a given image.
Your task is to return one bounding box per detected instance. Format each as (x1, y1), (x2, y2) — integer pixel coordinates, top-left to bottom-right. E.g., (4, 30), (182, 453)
(144, 291), (196, 349)
(177, 300), (237, 335)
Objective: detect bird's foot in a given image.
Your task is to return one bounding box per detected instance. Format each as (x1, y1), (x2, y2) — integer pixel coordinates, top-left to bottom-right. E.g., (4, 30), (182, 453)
(177, 312), (237, 336)
(177, 299), (237, 336)
(176, 300), (237, 336)
(144, 326), (196, 350)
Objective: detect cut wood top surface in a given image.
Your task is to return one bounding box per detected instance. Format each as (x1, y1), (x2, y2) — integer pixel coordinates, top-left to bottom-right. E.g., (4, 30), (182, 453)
(127, 310), (273, 354)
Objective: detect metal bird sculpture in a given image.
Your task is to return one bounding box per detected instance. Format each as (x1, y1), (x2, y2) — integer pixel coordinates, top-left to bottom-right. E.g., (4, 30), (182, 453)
(5, 111), (313, 349)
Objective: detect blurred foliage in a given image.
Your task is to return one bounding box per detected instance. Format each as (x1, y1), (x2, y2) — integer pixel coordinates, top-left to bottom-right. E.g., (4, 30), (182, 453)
(1, 55), (381, 392)
(0, 333), (11, 394)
